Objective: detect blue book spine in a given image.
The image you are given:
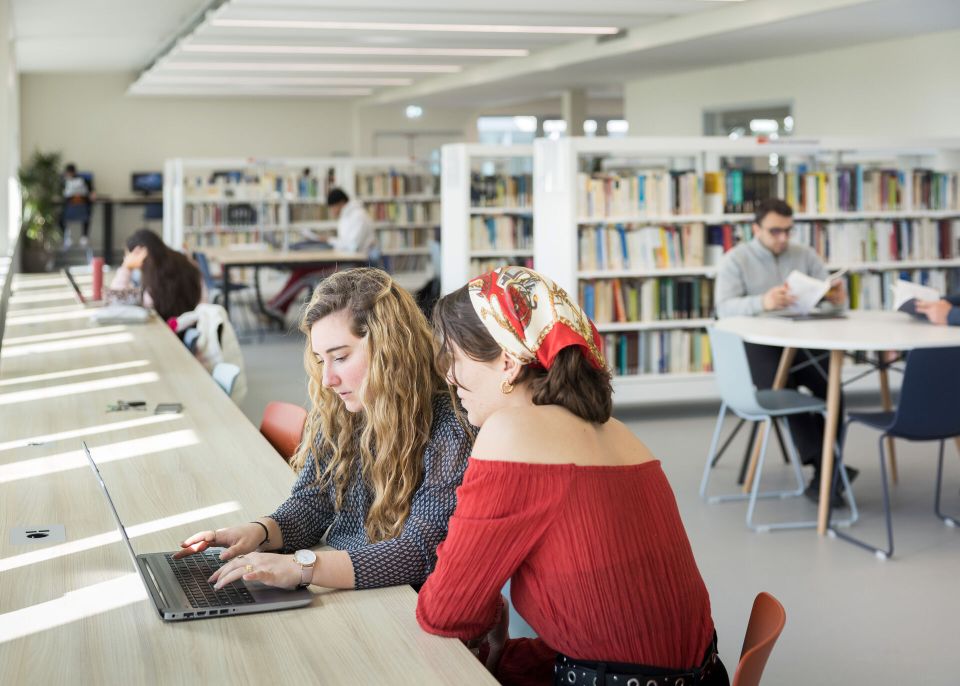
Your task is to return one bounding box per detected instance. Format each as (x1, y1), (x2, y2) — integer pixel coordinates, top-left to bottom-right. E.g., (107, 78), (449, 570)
(638, 174), (646, 212)
(616, 223), (629, 269)
(486, 217), (496, 248)
(583, 283), (596, 320)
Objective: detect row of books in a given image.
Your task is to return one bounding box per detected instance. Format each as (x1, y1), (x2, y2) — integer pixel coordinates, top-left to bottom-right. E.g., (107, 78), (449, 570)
(184, 170), (338, 201)
(577, 168), (960, 219)
(578, 223), (724, 271)
(471, 173), (533, 208)
(185, 203), (278, 227)
(793, 219), (960, 264)
(602, 330), (713, 377)
(355, 171), (438, 199)
(382, 254), (431, 273)
(470, 216), (533, 252)
(290, 205), (333, 223)
(469, 256), (534, 280)
(578, 170), (703, 218)
(847, 269), (960, 311)
(580, 278), (713, 324)
(186, 229), (284, 250)
(364, 200), (440, 225)
(379, 228), (430, 250)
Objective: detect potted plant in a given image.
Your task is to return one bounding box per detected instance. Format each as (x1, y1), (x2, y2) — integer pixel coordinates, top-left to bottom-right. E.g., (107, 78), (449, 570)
(19, 150), (62, 273)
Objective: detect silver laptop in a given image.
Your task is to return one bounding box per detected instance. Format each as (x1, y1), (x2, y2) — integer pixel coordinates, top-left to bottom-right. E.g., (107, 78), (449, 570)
(82, 441), (313, 621)
(63, 267), (91, 306)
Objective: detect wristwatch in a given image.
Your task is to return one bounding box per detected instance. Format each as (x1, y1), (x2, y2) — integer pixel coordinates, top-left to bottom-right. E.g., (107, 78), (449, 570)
(293, 549), (317, 588)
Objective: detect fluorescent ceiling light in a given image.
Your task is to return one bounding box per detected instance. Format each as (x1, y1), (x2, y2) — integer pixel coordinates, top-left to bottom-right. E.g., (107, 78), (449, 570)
(211, 19), (619, 35)
(405, 105), (423, 119)
(162, 61), (461, 73)
(130, 86), (373, 97)
(181, 44), (530, 57)
(749, 118), (779, 133)
(146, 75), (412, 86)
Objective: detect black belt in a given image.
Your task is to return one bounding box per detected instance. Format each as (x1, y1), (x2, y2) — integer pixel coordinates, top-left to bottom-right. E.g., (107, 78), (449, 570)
(553, 635), (723, 686)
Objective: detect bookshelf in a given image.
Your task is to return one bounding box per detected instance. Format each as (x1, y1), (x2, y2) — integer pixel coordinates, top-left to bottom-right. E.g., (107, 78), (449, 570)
(353, 164), (440, 292)
(163, 156), (442, 291)
(533, 136), (960, 405)
(440, 144), (534, 294)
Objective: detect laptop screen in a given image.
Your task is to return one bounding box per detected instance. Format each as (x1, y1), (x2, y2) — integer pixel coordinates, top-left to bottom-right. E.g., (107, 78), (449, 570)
(63, 268), (86, 305)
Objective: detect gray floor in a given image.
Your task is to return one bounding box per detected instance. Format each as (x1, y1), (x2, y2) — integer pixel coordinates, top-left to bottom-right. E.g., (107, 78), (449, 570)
(239, 333), (960, 685)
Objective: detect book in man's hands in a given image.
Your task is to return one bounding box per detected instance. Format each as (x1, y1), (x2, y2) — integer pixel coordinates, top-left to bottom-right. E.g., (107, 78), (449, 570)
(891, 279), (941, 318)
(782, 269), (847, 315)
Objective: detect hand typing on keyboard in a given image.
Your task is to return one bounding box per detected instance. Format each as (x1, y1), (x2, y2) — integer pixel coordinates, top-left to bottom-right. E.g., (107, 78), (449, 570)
(210, 551), (303, 591)
(174, 523), (265, 561)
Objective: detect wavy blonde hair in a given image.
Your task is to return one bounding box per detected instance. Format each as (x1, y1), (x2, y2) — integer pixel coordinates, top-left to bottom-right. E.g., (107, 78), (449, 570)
(290, 268), (445, 542)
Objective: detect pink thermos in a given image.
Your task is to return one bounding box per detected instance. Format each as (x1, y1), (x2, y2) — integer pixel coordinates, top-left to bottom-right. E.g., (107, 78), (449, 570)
(91, 256), (104, 301)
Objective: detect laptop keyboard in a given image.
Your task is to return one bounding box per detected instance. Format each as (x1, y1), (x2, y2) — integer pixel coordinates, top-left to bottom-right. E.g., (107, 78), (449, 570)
(165, 553), (256, 609)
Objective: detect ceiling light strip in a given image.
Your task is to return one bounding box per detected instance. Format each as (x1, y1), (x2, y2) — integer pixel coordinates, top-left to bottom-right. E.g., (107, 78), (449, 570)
(210, 19), (618, 35)
(161, 62), (461, 73)
(180, 44), (529, 57)
(146, 75), (413, 86)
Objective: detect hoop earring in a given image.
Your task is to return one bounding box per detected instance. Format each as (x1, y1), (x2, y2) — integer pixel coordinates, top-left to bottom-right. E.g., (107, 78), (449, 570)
(500, 379), (514, 395)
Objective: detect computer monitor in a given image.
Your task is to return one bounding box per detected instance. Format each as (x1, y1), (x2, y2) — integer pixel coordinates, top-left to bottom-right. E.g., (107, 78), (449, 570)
(131, 172), (163, 195)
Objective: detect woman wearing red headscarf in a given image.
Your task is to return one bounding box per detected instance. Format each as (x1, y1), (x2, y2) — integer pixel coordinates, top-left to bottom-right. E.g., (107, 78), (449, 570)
(417, 267), (727, 686)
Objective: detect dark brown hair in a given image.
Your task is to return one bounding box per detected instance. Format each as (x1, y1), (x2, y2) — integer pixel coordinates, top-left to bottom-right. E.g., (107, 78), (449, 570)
(433, 284), (613, 424)
(754, 197), (794, 225)
(126, 229), (202, 320)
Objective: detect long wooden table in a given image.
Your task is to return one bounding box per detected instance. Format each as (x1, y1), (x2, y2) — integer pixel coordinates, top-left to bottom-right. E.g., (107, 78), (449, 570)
(0, 273), (494, 684)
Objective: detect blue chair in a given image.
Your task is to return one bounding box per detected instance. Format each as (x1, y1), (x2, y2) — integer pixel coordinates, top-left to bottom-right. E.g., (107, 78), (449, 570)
(193, 251), (250, 306)
(701, 327), (858, 531)
(828, 346), (960, 559)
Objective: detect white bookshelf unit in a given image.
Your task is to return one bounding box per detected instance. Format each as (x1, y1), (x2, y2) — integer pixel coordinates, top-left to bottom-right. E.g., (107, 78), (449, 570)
(533, 136), (960, 405)
(441, 144), (534, 294)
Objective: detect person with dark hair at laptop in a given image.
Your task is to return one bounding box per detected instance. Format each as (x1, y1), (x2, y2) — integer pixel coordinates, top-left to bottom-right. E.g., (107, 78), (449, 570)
(176, 268), (471, 594)
(714, 198), (854, 506)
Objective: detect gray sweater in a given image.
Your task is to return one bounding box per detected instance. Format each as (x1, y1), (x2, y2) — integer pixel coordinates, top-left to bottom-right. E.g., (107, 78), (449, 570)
(715, 239), (828, 318)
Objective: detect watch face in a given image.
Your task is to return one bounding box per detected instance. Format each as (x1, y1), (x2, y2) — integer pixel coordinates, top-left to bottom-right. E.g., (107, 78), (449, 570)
(294, 549), (316, 565)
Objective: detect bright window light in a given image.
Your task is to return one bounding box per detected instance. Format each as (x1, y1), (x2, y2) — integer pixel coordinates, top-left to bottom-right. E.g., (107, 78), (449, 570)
(7, 290), (76, 305)
(5, 309), (93, 326)
(1, 333), (134, 359)
(211, 19), (619, 35)
(0, 429), (199, 484)
(0, 371), (159, 406)
(749, 118), (779, 134)
(0, 574), (146, 643)
(583, 119), (598, 135)
(513, 116), (538, 133)
(606, 119), (629, 134)
(405, 104), (424, 119)
(0, 501), (241, 573)
(0, 413), (180, 454)
(2, 325), (126, 346)
(181, 44), (530, 57)
(162, 61), (462, 74)
(0, 360), (150, 388)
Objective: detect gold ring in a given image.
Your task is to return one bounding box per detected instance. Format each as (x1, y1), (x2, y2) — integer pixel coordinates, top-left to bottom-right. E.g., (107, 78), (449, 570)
(245, 564), (254, 573)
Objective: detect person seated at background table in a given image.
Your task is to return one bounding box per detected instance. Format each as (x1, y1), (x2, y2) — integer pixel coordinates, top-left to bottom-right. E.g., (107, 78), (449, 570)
(111, 229), (205, 321)
(268, 187), (379, 316)
(176, 268), (472, 593)
(916, 296), (960, 325)
(416, 266), (728, 686)
(714, 198), (852, 505)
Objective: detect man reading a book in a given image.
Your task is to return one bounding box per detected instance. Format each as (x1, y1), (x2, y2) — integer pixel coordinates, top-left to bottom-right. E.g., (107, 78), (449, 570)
(714, 198), (853, 506)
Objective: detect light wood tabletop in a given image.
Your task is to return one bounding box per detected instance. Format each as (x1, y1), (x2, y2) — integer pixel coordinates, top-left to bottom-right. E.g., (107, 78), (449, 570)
(0, 273), (495, 685)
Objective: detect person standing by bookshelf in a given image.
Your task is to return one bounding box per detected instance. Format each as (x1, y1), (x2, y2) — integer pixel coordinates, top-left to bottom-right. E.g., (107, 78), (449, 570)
(714, 198), (852, 506)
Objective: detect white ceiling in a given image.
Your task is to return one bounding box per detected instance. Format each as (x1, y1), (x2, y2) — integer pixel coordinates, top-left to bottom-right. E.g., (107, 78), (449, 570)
(10, 0), (960, 107)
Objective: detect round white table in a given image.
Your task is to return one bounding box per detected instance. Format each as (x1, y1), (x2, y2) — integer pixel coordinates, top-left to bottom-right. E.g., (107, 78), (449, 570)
(714, 310), (960, 534)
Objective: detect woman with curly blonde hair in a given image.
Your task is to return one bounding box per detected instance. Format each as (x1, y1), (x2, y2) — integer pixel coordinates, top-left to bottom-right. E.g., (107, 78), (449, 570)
(175, 268), (472, 591)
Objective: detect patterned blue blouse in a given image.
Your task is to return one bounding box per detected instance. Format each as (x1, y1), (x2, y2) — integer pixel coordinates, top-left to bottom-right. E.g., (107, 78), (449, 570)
(269, 394), (472, 589)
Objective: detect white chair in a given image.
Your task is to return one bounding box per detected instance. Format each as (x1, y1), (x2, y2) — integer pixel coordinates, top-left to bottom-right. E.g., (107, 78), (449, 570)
(700, 327), (858, 531)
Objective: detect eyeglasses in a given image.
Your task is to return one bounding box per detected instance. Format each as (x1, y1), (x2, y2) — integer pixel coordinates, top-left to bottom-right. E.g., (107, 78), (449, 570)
(765, 227), (793, 237)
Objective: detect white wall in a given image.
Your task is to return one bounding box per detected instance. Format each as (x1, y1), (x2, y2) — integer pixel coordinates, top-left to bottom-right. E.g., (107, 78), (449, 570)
(624, 29), (960, 137)
(0, 0), (19, 249)
(20, 73), (356, 197)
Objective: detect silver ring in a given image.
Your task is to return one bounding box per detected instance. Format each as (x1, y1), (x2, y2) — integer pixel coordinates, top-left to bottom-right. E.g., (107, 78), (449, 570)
(567, 671), (577, 684)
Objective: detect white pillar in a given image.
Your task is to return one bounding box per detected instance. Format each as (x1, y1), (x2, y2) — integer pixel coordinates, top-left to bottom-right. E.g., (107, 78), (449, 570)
(0, 0), (20, 250)
(560, 89), (587, 139)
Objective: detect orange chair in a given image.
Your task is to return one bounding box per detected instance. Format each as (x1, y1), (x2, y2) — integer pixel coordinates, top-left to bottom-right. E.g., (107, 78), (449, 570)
(731, 592), (786, 686)
(259, 401), (307, 464)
